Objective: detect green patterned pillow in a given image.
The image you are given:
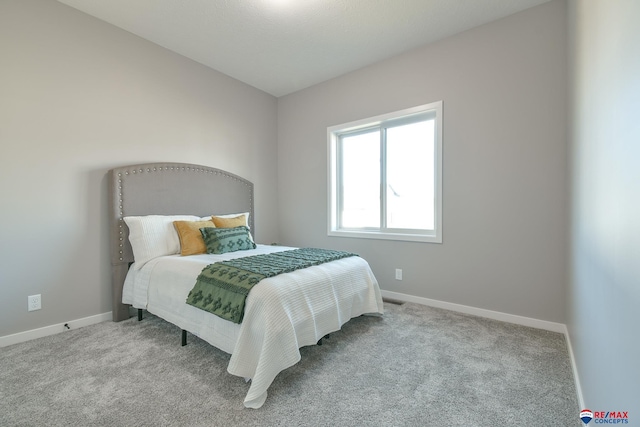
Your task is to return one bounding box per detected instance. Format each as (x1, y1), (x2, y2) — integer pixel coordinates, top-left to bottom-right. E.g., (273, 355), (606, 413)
(200, 226), (256, 255)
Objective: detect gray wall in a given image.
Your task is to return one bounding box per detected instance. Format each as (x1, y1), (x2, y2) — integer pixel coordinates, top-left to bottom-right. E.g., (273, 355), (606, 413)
(278, 1), (568, 323)
(568, 0), (640, 411)
(0, 0), (278, 337)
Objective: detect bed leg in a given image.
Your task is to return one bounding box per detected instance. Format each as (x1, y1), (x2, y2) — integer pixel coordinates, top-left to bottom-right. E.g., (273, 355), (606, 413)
(317, 334), (331, 346)
(181, 330), (187, 347)
(137, 309), (143, 321)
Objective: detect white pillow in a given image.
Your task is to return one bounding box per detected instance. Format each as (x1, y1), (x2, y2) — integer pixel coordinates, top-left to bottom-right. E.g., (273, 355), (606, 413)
(124, 215), (200, 269)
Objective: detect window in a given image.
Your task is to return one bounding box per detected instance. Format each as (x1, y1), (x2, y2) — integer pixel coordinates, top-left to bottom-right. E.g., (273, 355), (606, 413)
(328, 101), (442, 243)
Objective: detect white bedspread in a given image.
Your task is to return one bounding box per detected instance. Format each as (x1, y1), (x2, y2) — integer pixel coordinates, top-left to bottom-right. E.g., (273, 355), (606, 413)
(122, 244), (384, 408)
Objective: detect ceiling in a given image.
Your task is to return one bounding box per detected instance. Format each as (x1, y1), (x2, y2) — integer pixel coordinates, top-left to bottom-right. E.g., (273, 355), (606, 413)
(57, 0), (551, 97)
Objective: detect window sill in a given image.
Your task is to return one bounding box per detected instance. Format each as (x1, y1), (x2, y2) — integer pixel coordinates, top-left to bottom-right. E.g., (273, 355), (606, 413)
(328, 229), (442, 244)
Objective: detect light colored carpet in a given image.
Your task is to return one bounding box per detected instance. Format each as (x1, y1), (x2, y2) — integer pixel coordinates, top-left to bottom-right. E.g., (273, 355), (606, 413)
(0, 302), (579, 426)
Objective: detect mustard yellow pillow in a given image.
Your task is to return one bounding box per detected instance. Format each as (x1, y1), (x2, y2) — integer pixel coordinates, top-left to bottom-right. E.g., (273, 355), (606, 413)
(173, 220), (215, 256)
(211, 214), (247, 229)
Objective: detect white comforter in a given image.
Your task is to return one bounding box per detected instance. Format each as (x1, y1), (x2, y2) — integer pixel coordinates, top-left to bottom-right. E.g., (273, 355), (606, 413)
(122, 244), (384, 408)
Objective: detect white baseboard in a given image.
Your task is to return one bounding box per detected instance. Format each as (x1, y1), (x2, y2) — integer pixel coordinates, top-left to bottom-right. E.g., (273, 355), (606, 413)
(380, 290), (566, 333)
(380, 289), (584, 407)
(563, 326), (586, 409)
(0, 312), (112, 348)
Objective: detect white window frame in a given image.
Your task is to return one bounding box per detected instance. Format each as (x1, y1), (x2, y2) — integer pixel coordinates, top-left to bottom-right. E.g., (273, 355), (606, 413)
(327, 101), (443, 243)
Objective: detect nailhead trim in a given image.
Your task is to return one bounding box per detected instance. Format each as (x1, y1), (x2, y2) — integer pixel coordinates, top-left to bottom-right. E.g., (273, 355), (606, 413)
(115, 165), (253, 262)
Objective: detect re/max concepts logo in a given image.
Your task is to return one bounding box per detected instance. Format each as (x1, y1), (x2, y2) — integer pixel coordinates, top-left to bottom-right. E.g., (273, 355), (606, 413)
(581, 409), (629, 425)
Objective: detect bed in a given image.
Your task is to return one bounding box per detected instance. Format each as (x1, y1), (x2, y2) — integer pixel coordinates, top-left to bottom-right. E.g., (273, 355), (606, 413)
(108, 162), (384, 408)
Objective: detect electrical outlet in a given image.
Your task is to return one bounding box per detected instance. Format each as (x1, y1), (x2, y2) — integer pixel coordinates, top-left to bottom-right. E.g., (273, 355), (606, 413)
(395, 269), (403, 280)
(28, 294), (41, 311)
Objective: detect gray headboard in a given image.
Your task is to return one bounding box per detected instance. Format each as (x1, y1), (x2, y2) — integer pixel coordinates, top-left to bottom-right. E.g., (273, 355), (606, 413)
(108, 162), (254, 321)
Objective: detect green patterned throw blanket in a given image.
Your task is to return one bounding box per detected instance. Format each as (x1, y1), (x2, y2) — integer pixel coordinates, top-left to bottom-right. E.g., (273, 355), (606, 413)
(186, 248), (358, 323)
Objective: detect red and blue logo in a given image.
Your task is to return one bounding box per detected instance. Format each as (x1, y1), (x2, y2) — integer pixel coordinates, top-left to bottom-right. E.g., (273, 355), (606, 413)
(581, 409), (594, 425)
(581, 408), (629, 424)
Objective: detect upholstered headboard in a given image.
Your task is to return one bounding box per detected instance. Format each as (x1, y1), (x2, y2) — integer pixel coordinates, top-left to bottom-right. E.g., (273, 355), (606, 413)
(108, 162), (254, 321)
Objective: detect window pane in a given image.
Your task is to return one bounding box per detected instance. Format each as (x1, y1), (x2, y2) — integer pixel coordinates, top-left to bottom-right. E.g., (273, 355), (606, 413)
(340, 130), (380, 228)
(386, 120), (435, 230)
